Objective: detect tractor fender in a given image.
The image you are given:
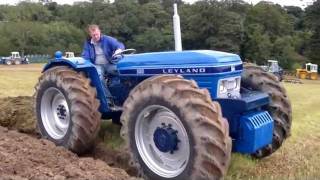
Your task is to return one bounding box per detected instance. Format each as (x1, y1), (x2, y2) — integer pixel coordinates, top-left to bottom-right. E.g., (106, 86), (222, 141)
(43, 58), (109, 113)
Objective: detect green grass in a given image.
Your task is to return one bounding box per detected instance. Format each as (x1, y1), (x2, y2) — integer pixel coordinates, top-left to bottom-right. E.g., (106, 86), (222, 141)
(0, 64), (42, 98)
(99, 121), (124, 150)
(1, 64), (319, 179)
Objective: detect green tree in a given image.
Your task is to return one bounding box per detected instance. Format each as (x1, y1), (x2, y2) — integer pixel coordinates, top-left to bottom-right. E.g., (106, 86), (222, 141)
(0, 0), (313, 68)
(242, 2), (298, 66)
(305, 27), (320, 64)
(284, 6), (304, 30)
(242, 24), (272, 64)
(304, 0), (320, 64)
(245, 2), (294, 40)
(181, 1), (243, 53)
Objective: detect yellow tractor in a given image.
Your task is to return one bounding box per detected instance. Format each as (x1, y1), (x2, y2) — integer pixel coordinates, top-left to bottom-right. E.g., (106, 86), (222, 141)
(296, 63), (318, 80)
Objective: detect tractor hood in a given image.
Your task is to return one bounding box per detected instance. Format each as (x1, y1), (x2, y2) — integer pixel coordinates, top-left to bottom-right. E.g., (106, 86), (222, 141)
(117, 50), (242, 76)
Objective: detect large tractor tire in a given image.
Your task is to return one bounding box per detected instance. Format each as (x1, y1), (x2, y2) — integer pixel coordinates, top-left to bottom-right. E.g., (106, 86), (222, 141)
(34, 66), (101, 154)
(120, 75), (231, 180)
(241, 64), (292, 158)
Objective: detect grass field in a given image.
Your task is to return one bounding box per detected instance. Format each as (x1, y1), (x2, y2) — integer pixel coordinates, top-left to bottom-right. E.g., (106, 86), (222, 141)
(0, 64), (41, 97)
(0, 64), (319, 179)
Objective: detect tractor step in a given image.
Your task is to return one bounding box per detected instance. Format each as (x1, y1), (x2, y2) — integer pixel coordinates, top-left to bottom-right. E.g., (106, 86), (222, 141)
(109, 105), (123, 112)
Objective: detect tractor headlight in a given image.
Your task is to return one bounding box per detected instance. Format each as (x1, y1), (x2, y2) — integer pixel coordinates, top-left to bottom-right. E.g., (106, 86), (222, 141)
(219, 82), (227, 94)
(217, 76), (241, 98)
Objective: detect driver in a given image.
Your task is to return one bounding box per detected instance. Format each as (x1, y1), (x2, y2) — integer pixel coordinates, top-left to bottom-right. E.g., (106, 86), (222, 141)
(82, 24), (125, 75)
(81, 24), (125, 110)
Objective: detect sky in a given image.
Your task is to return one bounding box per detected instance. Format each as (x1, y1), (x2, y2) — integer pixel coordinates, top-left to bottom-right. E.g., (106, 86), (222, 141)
(0, 0), (315, 8)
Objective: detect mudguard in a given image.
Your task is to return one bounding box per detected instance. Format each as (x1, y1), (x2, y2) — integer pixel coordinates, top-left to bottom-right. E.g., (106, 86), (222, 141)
(43, 57), (109, 113)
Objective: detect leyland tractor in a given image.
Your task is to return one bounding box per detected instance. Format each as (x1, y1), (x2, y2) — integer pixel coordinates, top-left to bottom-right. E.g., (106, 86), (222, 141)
(34, 48), (292, 180)
(34, 3), (291, 180)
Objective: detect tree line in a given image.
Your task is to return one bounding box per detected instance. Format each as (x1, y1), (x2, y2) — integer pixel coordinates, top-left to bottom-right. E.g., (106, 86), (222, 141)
(0, 0), (319, 69)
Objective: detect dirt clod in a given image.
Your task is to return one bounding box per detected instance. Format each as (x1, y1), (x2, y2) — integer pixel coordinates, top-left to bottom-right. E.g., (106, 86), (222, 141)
(0, 96), (36, 133)
(0, 97), (139, 179)
(0, 125), (136, 180)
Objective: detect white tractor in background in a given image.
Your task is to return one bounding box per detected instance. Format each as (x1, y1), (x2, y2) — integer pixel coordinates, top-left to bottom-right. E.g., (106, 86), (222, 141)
(260, 60), (284, 81)
(63, 52), (75, 58)
(1, 52), (29, 65)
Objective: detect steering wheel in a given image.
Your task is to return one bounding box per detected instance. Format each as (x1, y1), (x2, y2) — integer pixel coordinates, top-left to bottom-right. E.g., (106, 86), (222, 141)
(111, 49), (136, 59)
(110, 49), (136, 64)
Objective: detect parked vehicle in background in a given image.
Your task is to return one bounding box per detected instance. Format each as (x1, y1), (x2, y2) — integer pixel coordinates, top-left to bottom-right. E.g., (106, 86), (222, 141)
(260, 60), (283, 81)
(296, 63), (318, 80)
(63, 52), (75, 58)
(1, 52), (29, 65)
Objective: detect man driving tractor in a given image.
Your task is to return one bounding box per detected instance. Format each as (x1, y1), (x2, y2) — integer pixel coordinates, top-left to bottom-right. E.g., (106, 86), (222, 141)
(82, 24), (125, 110)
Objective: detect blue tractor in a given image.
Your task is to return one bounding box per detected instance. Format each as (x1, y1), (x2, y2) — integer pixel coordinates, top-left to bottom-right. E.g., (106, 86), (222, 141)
(34, 49), (292, 180)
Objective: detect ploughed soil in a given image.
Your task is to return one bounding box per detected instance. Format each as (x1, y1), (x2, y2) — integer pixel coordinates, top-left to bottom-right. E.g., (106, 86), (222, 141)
(0, 96), (138, 180)
(0, 96), (36, 134)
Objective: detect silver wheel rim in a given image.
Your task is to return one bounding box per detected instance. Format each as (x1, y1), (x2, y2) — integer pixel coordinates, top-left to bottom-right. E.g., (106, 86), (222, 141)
(135, 105), (190, 178)
(41, 87), (70, 140)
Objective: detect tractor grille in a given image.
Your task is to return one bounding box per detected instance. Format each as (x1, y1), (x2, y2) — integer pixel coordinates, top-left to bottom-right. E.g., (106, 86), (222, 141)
(234, 111), (274, 153)
(248, 111), (273, 128)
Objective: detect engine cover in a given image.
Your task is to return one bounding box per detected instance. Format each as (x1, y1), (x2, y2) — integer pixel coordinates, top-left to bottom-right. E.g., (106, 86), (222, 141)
(117, 50), (242, 76)
(117, 50), (242, 98)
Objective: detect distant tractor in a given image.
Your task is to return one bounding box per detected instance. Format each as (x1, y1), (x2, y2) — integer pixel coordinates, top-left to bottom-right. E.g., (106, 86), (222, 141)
(1, 52), (29, 65)
(33, 4), (292, 180)
(296, 63), (318, 80)
(63, 52), (75, 58)
(261, 60), (284, 81)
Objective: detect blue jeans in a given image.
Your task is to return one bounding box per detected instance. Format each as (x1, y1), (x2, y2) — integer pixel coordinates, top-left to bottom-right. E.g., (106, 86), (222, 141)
(95, 64), (117, 99)
(95, 64), (117, 77)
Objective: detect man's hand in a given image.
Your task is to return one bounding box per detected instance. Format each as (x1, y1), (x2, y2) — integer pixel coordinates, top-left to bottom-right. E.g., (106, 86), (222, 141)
(114, 49), (123, 55)
(110, 49), (124, 64)
(112, 49), (123, 59)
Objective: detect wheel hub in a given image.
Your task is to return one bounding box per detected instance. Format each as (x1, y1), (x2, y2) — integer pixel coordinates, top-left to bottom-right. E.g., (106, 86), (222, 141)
(56, 104), (67, 120)
(153, 123), (180, 154)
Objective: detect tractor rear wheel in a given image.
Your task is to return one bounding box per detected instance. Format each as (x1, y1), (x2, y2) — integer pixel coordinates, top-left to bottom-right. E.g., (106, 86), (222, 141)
(121, 75), (231, 180)
(34, 66), (101, 154)
(14, 59), (21, 65)
(241, 64), (292, 158)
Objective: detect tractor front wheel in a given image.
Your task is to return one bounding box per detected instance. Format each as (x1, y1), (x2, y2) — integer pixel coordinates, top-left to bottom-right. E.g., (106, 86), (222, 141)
(5, 60), (12, 65)
(121, 75), (231, 180)
(34, 66), (101, 154)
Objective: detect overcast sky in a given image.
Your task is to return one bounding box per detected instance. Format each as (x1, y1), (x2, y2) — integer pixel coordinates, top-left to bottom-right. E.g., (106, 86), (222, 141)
(0, 0), (315, 8)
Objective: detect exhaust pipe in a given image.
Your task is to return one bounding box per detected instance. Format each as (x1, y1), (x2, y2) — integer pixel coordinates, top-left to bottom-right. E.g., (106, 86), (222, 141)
(173, 3), (182, 51)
